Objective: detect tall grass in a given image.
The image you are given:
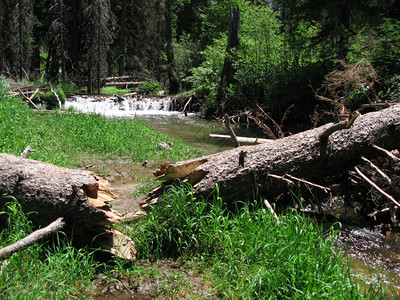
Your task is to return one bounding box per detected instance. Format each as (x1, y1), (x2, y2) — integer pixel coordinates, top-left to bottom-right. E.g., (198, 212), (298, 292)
(133, 183), (387, 299)
(0, 197), (99, 298)
(0, 77), (197, 168)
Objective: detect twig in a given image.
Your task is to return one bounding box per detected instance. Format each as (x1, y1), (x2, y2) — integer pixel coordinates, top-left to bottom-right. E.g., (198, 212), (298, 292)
(354, 166), (400, 207)
(285, 174), (331, 193)
(0, 217), (65, 260)
(20, 145), (36, 159)
(256, 104), (284, 138)
(264, 199), (280, 224)
(182, 96), (192, 115)
(267, 173), (294, 186)
(17, 86), (38, 109)
(361, 156), (392, 184)
(224, 114), (240, 147)
(247, 114), (276, 139)
(280, 104), (294, 129)
(368, 207), (390, 218)
(372, 144), (400, 162)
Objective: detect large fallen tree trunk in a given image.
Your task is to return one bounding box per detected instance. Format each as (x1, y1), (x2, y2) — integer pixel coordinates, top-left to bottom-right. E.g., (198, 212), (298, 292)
(0, 154), (136, 260)
(143, 104), (400, 206)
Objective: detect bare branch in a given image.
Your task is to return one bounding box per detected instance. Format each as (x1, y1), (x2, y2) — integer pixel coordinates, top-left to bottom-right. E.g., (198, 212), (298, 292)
(361, 156), (392, 184)
(267, 173), (294, 186)
(354, 166), (400, 207)
(372, 144), (400, 162)
(20, 145), (36, 159)
(224, 114), (240, 147)
(285, 174), (331, 193)
(17, 86), (38, 108)
(49, 85), (62, 108)
(263, 199), (280, 224)
(0, 217), (65, 260)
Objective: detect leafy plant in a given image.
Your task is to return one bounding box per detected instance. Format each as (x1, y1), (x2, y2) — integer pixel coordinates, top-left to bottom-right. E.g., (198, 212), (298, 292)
(138, 80), (163, 94)
(41, 87), (66, 108)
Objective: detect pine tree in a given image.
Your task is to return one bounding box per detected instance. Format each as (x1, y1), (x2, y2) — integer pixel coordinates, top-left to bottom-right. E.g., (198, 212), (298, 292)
(45, 0), (68, 81)
(82, 0), (114, 94)
(7, 0), (34, 79)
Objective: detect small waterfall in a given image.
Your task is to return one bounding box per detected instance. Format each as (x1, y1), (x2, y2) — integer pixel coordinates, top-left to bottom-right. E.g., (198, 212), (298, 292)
(64, 95), (177, 117)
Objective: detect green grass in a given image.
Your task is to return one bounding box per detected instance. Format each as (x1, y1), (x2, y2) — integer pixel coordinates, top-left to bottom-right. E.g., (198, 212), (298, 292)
(132, 183), (389, 299)
(0, 79), (197, 168)
(101, 86), (131, 95)
(0, 197), (99, 298)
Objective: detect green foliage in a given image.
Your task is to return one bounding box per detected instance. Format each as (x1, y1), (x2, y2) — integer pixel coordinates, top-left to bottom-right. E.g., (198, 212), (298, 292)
(132, 183), (385, 298)
(379, 74), (400, 103)
(138, 80), (163, 95)
(184, 37), (226, 113)
(371, 18), (400, 75)
(101, 86), (131, 95)
(349, 18), (400, 76)
(234, 5), (283, 102)
(41, 87), (66, 108)
(0, 197), (98, 298)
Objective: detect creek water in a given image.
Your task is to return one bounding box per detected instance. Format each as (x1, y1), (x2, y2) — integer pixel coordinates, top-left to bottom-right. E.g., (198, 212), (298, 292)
(65, 95), (400, 296)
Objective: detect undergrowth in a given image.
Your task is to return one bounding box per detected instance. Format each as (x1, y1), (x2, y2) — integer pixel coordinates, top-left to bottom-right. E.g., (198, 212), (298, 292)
(132, 183), (389, 299)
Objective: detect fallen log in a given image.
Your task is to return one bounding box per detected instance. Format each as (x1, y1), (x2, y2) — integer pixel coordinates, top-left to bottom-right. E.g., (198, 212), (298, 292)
(0, 154), (136, 260)
(209, 134), (272, 145)
(143, 104), (400, 206)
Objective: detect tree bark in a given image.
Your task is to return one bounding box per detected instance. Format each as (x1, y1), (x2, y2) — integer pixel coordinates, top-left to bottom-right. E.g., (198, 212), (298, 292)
(216, 6), (240, 112)
(0, 154), (136, 259)
(143, 105), (400, 205)
(165, 0), (181, 94)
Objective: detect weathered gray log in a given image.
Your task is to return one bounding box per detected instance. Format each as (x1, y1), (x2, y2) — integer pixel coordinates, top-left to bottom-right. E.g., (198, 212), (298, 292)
(0, 154), (136, 259)
(144, 104), (400, 205)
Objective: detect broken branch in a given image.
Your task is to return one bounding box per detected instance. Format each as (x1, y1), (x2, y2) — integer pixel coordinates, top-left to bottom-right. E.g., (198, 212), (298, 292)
(0, 217), (65, 260)
(354, 166), (400, 207)
(372, 144), (400, 162)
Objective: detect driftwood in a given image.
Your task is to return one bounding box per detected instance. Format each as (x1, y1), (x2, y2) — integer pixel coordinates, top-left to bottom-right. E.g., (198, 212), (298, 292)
(143, 104), (400, 206)
(0, 154), (136, 260)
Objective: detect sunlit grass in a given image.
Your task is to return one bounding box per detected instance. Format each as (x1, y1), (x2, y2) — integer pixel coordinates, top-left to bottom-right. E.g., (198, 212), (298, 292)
(0, 80), (198, 168)
(101, 86), (131, 95)
(132, 183), (388, 299)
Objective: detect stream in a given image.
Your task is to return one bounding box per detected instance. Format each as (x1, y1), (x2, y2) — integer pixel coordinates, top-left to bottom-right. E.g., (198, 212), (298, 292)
(65, 95), (400, 296)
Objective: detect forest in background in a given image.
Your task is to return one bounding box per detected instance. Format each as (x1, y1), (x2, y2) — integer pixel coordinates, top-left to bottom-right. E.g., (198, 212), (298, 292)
(1, 0), (400, 125)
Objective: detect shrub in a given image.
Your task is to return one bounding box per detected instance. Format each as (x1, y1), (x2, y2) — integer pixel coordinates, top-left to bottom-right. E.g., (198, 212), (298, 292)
(41, 87), (66, 108)
(138, 80), (163, 94)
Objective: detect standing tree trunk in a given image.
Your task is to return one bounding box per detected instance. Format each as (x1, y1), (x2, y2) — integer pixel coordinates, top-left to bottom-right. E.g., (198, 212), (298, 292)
(118, 0), (127, 76)
(216, 6), (240, 113)
(165, 0), (180, 94)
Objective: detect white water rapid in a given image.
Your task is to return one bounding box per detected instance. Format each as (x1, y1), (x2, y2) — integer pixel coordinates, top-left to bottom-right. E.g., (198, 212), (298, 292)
(64, 95), (179, 118)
